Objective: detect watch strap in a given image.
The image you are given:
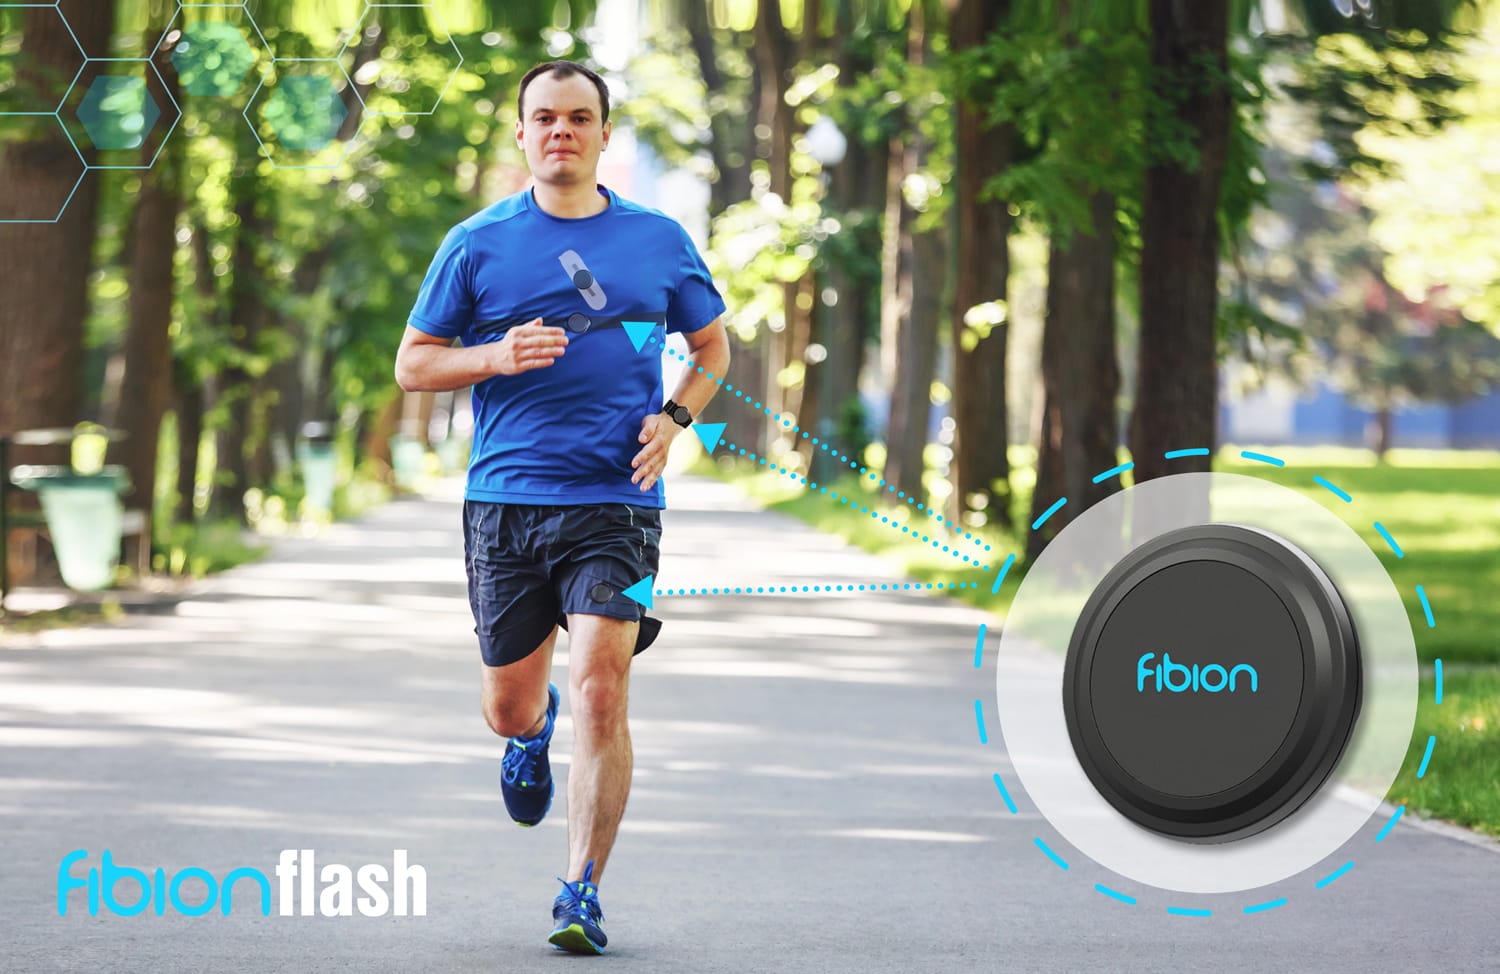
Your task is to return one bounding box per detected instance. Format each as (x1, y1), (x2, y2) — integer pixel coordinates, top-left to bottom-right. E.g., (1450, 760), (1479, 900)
(662, 399), (694, 428)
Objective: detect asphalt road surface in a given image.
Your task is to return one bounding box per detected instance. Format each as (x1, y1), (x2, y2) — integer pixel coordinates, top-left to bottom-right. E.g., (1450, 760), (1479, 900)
(2, 476), (1496, 973)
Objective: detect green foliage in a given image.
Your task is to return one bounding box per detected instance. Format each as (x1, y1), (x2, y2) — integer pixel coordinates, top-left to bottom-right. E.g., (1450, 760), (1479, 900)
(1232, 69), (1500, 409)
(173, 22), (260, 98)
(962, 23), (1151, 241)
(1265, 28), (1465, 184)
(821, 36), (908, 148)
(1360, 7), (1500, 333)
(616, 25), (729, 177)
(704, 181), (838, 343)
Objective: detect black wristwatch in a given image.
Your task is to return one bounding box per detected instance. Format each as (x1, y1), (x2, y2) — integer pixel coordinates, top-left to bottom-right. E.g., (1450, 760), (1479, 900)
(661, 399), (694, 428)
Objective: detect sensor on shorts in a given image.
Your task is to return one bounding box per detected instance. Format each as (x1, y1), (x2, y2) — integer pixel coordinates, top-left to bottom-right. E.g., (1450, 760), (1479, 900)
(1061, 523), (1362, 843)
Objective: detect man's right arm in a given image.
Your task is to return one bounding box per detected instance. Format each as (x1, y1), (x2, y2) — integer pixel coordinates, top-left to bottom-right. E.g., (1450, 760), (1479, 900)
(394, 320), (569, 392)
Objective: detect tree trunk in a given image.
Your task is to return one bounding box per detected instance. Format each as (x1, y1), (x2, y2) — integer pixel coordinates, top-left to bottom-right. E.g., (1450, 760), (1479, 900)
(1028, 190), (1121, 562)
(681, 0), (752, 214)
(363, 393), (402, 481)
(116, 16), (182, 534)
(754, 0), (800, 444)
(879, 127), (909, 397)
(882, 3), (944, 501)
(1128, 0), (1231, 495)
(211, 180), (270, 522)
(1373, 402), (1393, 460)
(721, 331), (767, 456)
(792, 271), (822, 469)
(754, 0), (794, 202)
(266, 346), (302, 471)
(950, 0), (1014, 529)
(812, 4), (881, 482)
(173, 375), (204, 525)
(247, 387), (274, 488)
(0, 3), (114, 459)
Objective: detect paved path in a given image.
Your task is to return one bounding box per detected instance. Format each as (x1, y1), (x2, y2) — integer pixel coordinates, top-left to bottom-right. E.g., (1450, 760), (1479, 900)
(1, 476), (1496, 972)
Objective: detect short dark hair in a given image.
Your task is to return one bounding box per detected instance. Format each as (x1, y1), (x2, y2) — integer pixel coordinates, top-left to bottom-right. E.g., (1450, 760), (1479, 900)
(518, 61), (610, 124)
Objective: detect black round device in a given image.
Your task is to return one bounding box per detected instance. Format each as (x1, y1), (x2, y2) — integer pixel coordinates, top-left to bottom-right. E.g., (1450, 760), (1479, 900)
(1062, 524), (1362, 842)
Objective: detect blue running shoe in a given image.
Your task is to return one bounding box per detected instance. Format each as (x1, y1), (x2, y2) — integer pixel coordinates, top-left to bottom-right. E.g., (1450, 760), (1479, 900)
(548, 860), (606, 954)
(500, 683), (559, 827)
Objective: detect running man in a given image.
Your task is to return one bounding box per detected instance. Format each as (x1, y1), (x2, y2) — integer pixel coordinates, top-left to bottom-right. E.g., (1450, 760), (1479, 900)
(393, 60), (731, 954)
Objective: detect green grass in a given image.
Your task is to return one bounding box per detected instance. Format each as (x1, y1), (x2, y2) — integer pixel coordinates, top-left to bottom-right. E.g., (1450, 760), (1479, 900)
(715, 444), (1500, 833)
(154, 518), (269, 578)
(1217, 446), (1500, 666)
(1391, 670), (1500, 838)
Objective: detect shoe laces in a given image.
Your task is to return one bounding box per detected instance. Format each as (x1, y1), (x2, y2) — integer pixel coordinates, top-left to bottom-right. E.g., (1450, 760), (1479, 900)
(502, 709), (553, 787)
(556, 860), (603, 924)
(501, 740), (537, 786)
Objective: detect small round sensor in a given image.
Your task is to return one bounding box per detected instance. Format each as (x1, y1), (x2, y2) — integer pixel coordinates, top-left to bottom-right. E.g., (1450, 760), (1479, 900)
(1062, 523), (1361, 843)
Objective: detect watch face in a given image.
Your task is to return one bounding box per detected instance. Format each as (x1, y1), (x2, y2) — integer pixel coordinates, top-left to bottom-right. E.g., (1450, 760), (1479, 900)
(670, 405), (691, 425)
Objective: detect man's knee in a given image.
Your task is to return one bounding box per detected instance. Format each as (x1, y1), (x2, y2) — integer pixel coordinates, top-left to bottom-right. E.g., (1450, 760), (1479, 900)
(482, 693), (547, 739)
(570, 669), (628, 726)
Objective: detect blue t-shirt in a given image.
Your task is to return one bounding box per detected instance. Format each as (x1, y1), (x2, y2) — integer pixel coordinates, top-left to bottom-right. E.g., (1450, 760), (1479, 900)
(408, 186), (726, 508)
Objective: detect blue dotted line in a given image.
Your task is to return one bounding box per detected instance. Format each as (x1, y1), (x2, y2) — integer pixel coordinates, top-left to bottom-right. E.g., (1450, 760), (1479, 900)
(722, 441), (991, 573)
(977, 450), (1436, 916)
(1315, 861), (1354, 888)
(1416, 735), (1436, 778)
(654, 581), (983, 598)
(1243, 896), (1287, 914)
(1240, 449), (1286, 467)
(652, 337), (994, 555)
(1167, 906), (1213, 918)
(1314, 475), (1352, 503)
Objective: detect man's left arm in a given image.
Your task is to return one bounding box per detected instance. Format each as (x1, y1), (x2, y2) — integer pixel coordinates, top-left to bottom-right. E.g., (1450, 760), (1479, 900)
(631, 318), (732, 491)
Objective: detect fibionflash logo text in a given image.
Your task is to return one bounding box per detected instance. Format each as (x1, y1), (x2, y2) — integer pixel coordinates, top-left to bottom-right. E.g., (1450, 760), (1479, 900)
(56, 849), (426, 918)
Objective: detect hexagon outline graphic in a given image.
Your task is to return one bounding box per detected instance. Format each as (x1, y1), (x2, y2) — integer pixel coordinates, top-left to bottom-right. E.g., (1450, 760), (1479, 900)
(14, 2), (89, 64)
(62, 57), (183, 170)
(0, 110), (88, 224)
(0, 4), (89, 113)
(339, 2), (465, 118)
(241, 59), (366, 171)
(156, 3), (270, 100)
(56, 62), (87, 114)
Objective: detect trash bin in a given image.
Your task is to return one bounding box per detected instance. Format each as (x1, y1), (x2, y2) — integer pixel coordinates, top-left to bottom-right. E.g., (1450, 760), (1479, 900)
(298, 421), (338, 516)
(10, 465), (130, 591)
(389, 435), (426, 491)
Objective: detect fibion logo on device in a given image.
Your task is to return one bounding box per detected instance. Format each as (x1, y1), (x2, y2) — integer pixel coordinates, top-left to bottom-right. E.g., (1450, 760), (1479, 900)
(1135, 652), (1259, 694)
(56, 849), (427, 918)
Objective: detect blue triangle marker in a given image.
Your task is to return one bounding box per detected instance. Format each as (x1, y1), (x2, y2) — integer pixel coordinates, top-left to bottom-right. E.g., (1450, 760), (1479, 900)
(693, 422), (726, 453)
(622, 575), (655, 610)
(622, 320), (658, 353)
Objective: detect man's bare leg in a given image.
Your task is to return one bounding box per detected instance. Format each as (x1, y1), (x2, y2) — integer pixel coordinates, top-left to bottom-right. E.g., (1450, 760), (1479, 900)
(561, 613), (637, 883)
(480, 627), (558, 739)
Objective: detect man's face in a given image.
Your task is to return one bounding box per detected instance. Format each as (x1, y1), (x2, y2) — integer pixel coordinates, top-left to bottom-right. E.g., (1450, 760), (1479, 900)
(516, 72), (610, 186)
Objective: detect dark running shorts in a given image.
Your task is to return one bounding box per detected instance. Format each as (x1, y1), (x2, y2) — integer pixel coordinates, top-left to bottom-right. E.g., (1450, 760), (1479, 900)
(463, 501), (662, 667)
